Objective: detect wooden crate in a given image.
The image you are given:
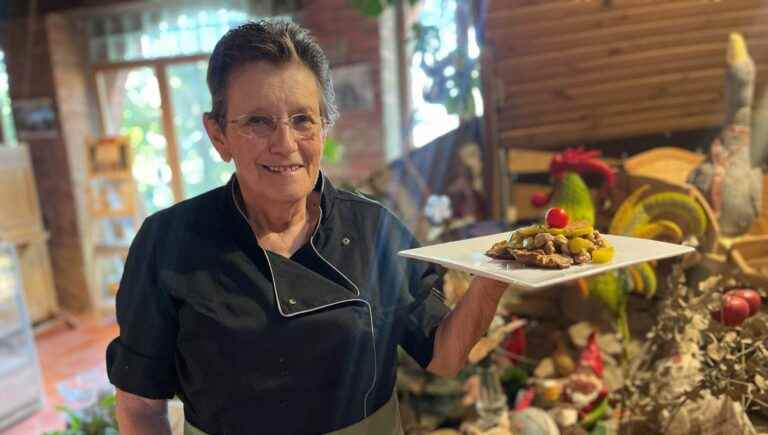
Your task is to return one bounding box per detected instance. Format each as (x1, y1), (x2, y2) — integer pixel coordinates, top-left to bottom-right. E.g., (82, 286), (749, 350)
(0, 146), (58, 323)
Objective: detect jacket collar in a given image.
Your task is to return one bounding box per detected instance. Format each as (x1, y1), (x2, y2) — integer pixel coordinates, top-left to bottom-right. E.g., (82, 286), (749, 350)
(220, 171), (358, 317)
(224, 171), (336, 225)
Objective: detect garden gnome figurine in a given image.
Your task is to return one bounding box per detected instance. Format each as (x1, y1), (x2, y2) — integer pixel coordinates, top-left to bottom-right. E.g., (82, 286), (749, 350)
(689, 33), (763, 236)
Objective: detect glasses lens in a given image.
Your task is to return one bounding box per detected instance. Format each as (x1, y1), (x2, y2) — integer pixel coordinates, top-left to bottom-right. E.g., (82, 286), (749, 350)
(235, 114), (319, 139)
(290, 114), (319, 138)
(238, 115), (274, 138)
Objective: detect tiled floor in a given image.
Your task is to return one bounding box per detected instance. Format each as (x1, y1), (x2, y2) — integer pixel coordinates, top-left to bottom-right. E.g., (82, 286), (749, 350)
(3, 314), (119, 435)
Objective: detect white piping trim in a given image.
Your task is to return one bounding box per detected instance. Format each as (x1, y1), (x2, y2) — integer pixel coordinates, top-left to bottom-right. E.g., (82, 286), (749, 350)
(230, 178), (378, 416)
(308, 193), (377, 417)
(345, 189), (383, 206)
(358, 300), (377, 418)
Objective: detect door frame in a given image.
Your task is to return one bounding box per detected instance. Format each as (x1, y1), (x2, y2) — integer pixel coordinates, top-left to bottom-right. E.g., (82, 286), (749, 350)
(93, 54), (209, 204)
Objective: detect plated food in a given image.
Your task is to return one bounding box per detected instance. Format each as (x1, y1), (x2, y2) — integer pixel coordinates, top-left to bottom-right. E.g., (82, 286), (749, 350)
(486, 208), (614, 269)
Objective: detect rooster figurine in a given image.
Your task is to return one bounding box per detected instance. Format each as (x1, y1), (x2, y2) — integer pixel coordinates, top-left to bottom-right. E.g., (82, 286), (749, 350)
(532, 147), (616, 226)
(689, 33), (763, 236)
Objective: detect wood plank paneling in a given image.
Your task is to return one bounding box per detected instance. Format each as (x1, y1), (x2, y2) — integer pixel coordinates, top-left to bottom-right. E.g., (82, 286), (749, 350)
(484, 0), (768, 149)
(502, 92), (722, 128)
(501, 113), (721, 149)
(487, 0), (761, 35)
(493, 8), (766, 60)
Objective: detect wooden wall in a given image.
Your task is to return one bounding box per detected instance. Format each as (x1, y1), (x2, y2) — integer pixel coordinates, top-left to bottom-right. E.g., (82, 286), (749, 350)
(483, 0), (768, 150)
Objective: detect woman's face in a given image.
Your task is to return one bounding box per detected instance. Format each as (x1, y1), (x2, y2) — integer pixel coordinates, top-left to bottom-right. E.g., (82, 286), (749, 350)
(205, 60), (325, 206)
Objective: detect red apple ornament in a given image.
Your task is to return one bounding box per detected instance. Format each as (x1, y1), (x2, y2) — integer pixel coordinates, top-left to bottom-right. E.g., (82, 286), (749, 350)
(726, 289), (762, 316)
(711, 294), (751, 326)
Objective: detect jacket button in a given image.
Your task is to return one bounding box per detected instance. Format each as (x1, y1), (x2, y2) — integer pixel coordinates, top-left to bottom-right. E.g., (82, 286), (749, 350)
(288, 298), (297, 305)
(341, 237), (350, 246)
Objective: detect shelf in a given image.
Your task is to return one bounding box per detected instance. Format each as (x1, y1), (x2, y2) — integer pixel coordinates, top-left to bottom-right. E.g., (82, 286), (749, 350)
(88, 170), (133, 180)
(86, 137), (139, 314)
(0, 228), (48, 247)
(90, 208), (137, 219)
(94, 242), (131, 255)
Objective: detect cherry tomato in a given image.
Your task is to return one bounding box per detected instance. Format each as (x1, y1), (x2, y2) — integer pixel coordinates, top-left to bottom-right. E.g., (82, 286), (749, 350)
(726, 289), (762, 316)
(711, 294), (751, 326)
(545, 207), (569, 229)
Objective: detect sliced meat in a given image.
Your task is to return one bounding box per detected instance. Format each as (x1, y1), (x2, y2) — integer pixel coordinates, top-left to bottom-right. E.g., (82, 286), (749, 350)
(534, 232), (555, 248)
(592, 231), (605, 247)
(573, 251), (592, 264)
(486, 240), (515, 260)
(554, 235), (569, 255)
(512, 249), (574, 269)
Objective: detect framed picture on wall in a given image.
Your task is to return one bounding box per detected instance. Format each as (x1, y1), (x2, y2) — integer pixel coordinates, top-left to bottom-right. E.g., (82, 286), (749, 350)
(332, 63), (374, 112)
(12, 98), (58, 140)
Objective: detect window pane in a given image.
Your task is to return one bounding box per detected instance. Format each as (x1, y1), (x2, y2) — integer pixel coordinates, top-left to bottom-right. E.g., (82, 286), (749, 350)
(86, 5), (252, 63)
(0, 51), (17, 146)
(98, 67), (175, 215)
(167, 61), (233, 198)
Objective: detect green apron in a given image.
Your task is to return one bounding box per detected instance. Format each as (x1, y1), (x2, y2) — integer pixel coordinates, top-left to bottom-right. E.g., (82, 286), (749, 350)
(183, 392), (403, 435)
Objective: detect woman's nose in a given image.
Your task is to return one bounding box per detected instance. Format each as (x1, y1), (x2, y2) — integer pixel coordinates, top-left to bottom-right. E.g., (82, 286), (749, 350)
(269, 123), (299, 155)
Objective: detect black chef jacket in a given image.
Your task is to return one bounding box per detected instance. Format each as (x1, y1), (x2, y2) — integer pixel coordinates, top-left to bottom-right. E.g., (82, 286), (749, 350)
(106, 173), (451, 434)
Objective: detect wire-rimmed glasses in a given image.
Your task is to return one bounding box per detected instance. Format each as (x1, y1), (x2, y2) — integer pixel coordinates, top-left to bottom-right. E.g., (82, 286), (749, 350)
(227, 112), (321, 140)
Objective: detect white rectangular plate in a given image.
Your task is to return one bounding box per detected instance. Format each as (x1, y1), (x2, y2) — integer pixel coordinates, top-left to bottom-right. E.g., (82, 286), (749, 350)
(399, 233), (695, 290)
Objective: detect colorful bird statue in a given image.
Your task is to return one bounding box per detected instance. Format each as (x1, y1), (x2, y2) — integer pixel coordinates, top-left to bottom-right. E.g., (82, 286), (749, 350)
(580, 184), (708, 344)
(532, 147), (616, 226)
(689, 33), (763, 236)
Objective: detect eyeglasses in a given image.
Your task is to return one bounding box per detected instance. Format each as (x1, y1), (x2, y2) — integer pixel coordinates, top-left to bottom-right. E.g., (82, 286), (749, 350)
(227, 112), (321, 140)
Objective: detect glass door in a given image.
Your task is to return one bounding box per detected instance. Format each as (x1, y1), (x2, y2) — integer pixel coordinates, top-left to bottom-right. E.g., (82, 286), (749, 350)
(97, 67), (175, 216)
(167, 60), (233, 198)
(97, 61), (234, 213)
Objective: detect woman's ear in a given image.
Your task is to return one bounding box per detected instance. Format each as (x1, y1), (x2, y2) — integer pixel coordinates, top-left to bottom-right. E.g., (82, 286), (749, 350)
(203, 113), (232, 162)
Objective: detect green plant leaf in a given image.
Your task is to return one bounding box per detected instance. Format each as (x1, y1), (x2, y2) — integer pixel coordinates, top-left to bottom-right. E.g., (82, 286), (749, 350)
(323, 137), (344, 163)
(99, 393), (116, 408)
(349, 0), (384, 17)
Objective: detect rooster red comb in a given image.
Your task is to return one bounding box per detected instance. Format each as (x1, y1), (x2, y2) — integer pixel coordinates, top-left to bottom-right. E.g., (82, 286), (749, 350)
(550, 147), (616, 196)
(530, 147), (616, 207)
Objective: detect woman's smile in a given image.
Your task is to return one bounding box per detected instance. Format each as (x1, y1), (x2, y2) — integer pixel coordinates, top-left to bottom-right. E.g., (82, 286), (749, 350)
(260, 164), (305, 174)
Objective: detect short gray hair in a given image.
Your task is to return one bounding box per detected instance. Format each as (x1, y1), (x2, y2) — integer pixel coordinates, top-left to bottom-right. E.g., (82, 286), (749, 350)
(206, 19), (339, 128)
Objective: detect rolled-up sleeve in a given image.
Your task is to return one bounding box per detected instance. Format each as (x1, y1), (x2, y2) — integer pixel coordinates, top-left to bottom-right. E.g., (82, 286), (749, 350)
(378, 211), (450, 369)
(398, 263), (450, 368)
(106, 215), (179, 399)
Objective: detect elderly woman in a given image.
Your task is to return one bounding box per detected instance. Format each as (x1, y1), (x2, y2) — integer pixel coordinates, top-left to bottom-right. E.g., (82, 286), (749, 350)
(107, 19), (508, 435)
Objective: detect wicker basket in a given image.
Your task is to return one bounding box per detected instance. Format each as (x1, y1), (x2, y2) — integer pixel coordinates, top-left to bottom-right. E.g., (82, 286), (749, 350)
(623, 147), (706, 188)
(729, 235), (768, 288)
